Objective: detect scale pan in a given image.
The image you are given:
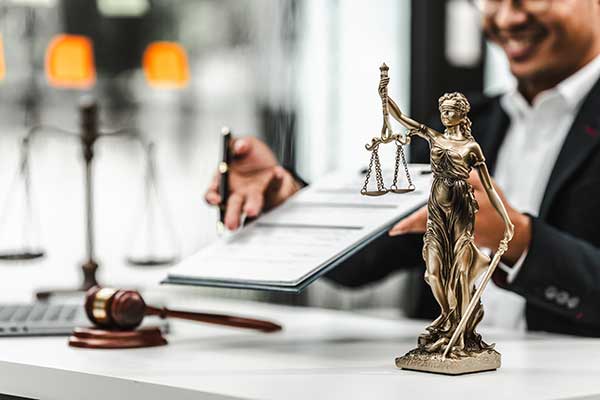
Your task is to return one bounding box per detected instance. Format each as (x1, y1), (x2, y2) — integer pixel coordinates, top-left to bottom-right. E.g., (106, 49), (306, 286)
(389, 184), (416, 194)
(0, 250), (45, 261)
(389, 188), (415, 194)
(361, 190), (389, 197)
(126, 256), (177, 267)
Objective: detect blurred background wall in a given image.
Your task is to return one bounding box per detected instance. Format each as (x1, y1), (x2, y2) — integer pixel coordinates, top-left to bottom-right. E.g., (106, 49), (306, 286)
(0, 0), (513, 313)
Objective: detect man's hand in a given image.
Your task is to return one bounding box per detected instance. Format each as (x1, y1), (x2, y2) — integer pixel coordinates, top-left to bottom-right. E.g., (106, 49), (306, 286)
(204, 136), (301, 230)
(388, 171), (531, 265)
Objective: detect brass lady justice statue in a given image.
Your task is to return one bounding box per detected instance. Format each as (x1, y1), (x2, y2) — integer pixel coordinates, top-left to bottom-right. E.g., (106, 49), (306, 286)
(363, 64), (514, 375)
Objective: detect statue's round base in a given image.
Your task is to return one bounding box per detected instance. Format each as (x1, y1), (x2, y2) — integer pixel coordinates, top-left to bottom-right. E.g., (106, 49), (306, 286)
(68, 327), (167, 349)
(395, 348), (500, 375)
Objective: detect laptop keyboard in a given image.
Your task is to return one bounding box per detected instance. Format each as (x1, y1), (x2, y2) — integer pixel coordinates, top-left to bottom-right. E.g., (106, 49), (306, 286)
(0, 303), (169, 336)
(0, 303), (87, 336)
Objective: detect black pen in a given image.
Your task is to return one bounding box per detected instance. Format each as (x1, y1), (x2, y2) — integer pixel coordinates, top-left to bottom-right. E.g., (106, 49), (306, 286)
(217, 126), (232, 233)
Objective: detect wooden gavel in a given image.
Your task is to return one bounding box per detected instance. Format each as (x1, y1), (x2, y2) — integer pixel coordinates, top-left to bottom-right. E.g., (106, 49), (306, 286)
(84, 286), (282, 333)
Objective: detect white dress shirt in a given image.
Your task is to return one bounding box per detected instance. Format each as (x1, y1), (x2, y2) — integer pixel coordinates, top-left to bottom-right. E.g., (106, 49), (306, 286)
(480, 54), (600, 329)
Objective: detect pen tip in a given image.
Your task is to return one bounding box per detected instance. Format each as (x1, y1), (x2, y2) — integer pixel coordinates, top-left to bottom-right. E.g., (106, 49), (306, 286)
(221, 126), (230, 136)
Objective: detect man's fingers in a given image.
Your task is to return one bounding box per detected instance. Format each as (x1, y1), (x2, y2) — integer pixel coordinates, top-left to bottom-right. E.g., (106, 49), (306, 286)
(265, 168), (285, 206)
(205, 192), (221, 205)
(388, 206), (428, 236)
(204, 173), (221, 205)
(224, 193), (245, 230)
(243, 191), (265, 217)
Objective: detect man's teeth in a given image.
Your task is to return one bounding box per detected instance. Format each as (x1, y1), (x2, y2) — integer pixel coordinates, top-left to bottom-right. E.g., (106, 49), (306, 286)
(506, 38), (534, 52)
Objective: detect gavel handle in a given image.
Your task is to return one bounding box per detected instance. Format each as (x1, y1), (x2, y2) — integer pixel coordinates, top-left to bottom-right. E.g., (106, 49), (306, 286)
(144, 306), (282, 333)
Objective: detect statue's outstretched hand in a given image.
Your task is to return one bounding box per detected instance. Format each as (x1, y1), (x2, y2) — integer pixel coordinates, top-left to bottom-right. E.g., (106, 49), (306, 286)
(378, 76), (390, 98)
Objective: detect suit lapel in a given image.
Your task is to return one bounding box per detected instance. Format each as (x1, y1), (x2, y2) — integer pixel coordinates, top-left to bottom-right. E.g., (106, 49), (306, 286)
(476, 98), (510, 174)
(539, 78), (600, 218)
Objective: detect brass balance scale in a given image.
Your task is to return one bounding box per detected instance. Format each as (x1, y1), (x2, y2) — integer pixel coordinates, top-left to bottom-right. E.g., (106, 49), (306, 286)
(0, 98), (179, 299)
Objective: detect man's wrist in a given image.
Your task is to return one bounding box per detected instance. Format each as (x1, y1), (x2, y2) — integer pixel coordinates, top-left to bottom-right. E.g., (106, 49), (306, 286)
(286, 169), (305, 196)
(265, 166), (303, 211)
(284, 167), (308, 188)
(502, 213), (532, 266)
(280, 166), (307, 199)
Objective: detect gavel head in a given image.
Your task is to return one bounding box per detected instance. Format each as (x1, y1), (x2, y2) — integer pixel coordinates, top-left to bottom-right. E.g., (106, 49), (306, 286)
(84, 286), (146, 330)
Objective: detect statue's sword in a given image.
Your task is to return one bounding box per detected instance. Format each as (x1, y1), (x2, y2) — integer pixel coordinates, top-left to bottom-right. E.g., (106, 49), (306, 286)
(442, 241), (509, 359)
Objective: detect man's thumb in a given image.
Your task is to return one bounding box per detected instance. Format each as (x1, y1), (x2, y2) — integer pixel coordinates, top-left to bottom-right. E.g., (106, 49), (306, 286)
(232, 138), (251, 156)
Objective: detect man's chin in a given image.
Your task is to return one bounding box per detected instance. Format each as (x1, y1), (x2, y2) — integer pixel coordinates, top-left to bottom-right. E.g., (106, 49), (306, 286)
(508, 60), (547, 85)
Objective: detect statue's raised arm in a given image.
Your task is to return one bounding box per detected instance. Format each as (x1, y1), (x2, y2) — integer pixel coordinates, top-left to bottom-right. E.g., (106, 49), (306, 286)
(376, 63), (441, 146)
(386, 97), (441, 143)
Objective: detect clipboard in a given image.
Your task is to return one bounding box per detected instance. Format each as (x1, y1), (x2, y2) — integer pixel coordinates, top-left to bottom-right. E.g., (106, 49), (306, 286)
(162, 165), (431, 293)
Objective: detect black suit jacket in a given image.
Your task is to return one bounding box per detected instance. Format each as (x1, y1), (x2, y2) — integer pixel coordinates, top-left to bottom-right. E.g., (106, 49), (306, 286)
(327, 77), (600, 337)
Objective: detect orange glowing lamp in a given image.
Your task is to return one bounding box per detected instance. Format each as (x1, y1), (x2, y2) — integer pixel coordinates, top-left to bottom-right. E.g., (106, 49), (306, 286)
(0, 34), (5, 81)
(45, 34), (96, 88)
(143, 42), (190, 89)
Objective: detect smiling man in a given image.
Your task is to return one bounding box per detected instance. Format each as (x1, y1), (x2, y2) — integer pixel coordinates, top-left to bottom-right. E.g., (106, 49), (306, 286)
(205, 0), (600, 336)
(485, 0), (600, 99)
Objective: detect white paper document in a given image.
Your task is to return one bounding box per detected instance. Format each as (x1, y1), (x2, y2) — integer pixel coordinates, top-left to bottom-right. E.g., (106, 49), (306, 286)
(164, 165), (432, 292)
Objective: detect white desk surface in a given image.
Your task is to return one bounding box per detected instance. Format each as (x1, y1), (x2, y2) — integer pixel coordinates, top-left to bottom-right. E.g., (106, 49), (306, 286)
(1, 288), (600, 400)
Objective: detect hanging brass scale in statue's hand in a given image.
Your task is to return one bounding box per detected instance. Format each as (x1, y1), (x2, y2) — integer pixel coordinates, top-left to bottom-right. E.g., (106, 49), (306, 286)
(361, 64), (415, 196)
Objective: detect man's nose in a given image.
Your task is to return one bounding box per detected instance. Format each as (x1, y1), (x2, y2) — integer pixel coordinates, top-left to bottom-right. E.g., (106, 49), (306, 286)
(492, 0), (529, 30)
